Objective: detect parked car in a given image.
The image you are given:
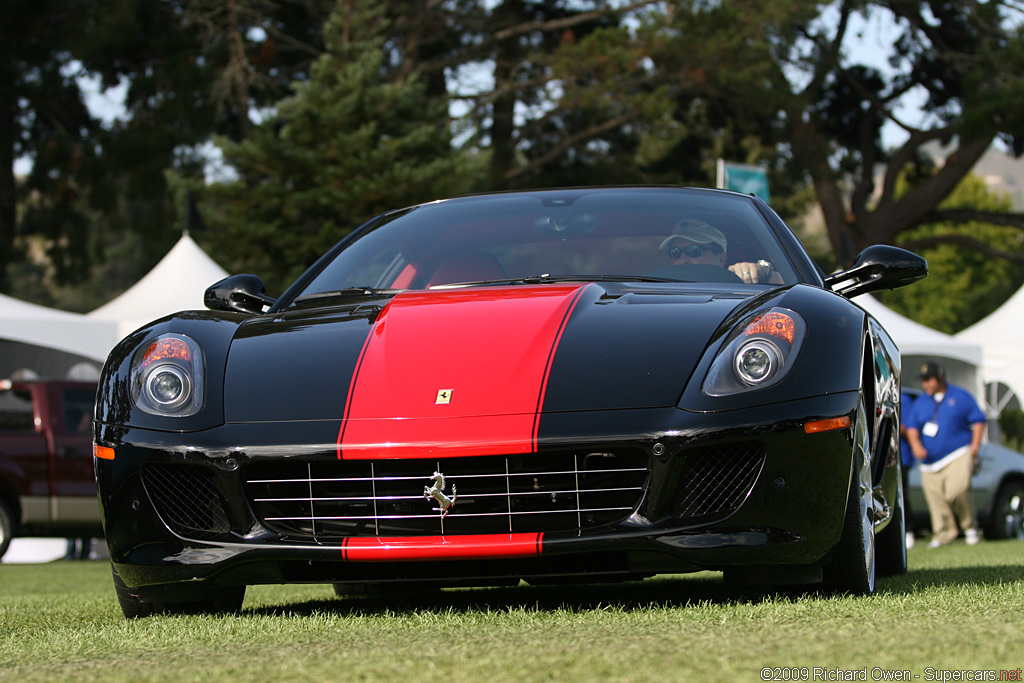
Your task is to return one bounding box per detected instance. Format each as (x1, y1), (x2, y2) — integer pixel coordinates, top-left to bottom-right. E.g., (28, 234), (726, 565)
(0, 379), (102, 559)
(94, 186), (928, 617)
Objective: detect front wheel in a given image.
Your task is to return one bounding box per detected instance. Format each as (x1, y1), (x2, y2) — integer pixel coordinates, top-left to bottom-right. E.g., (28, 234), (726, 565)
(112, 563), (152, 618)
(985, 479), (1024, 540)
(876, 462), (908, 576)
(824, 460), (877, 595)
(112, 563), (245, 618)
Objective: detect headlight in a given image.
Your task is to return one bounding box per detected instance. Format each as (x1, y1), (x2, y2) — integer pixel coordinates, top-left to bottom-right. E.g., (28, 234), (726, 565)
(703, 308), (805, 396)
(131, 334), (205, 416)
(734, 339), (782, 384)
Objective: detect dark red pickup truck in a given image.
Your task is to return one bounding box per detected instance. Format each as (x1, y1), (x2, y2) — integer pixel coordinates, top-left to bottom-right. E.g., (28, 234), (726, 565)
(0, 379), (102, 559)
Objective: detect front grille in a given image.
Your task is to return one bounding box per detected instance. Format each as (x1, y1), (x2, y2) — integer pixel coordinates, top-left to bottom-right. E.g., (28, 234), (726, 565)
(673, 442), (766, 520)
(244, 451), (648, 540)
(141, 463), (232, 539)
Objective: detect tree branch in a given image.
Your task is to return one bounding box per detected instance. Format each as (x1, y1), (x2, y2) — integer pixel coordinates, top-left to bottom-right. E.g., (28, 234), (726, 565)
(883, 137), (993, 231)
(877, 126), (956, 209)
(493, 1), (661, 41)
(795, 0), (852, 99)
(925, 207), (1024, 230)
(504, 111), (638, 179)
(900, 234), (1024, 262)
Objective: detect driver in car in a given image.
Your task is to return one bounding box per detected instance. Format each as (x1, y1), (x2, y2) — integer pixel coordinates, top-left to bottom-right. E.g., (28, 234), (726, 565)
(660, 219), (781, 284)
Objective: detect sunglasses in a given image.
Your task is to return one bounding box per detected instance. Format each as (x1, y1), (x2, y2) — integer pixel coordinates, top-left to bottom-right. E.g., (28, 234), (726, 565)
(669, 244), (720, 260)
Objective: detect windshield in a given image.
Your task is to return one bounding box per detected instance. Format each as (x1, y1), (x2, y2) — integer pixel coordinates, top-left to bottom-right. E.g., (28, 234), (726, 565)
(294, 188), (800, 301)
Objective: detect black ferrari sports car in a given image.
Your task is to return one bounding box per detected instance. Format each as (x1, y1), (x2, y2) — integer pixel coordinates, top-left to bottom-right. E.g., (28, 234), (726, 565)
(93, 187), (927, 617)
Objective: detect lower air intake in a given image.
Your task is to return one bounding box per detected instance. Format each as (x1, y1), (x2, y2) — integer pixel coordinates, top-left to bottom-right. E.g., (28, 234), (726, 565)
(672, 442), (766, 520)
(141, 463), (232, 539)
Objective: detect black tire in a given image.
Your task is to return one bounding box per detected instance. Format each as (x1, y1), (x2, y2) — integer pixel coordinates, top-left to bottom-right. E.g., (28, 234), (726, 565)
(0, 499), (14, 560)
(112, 562), (245, 618)
(984, 479), (1024, 540)
(112, 562), (153, 618)
(876, 462), (908, 576)
(824, 458), (877, 595)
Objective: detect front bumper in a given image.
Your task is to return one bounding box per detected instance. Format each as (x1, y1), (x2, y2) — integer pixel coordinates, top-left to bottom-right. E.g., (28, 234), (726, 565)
(96, 391), (861, 590)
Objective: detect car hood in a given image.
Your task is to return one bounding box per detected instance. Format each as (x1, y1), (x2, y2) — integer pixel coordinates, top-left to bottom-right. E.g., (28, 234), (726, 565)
(222, 283), (755, 455)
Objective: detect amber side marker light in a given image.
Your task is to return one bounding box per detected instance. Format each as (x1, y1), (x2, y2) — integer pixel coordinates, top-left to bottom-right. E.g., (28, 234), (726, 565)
(94, 444), (115, 460)
(804, 416), (851, 434)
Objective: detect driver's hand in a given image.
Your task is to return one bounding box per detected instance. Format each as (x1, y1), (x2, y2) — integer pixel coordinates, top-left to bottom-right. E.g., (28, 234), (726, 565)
(728, 261), (763, 283)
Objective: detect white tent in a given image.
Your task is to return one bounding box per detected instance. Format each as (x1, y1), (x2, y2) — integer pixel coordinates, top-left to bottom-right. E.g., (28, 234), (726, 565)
(955, 283), (1024, 415)
(854, 294), (983, 395)
(0, 292), (119, 379)
(88, 233), (229, 340)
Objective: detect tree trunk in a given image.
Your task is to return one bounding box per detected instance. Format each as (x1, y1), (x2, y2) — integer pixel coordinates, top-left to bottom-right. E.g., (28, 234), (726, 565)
(0, 94), (16, 289)
(818, 136), (995, 266)
(489, 0), (524, 189)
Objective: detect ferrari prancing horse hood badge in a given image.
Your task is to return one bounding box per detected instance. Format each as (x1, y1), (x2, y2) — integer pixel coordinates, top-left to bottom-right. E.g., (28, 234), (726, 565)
(435, 389), (452, 404)
(424, 471), (457, 517)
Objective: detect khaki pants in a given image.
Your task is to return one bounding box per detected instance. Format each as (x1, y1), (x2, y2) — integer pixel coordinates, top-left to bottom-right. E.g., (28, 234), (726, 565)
(920, 452), (977, 545)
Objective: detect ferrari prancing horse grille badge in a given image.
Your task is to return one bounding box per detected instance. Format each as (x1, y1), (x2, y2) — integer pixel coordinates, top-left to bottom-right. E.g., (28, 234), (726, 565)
(435, 389), (452, 404)
(424, 471), (457, 517)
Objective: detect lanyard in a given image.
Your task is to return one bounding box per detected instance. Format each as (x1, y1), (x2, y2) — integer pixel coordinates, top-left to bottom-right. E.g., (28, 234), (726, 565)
(930, 393), (945, 423)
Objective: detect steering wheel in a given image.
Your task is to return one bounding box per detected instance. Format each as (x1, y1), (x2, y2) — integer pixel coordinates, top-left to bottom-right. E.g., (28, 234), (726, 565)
(643, 263), (744, 284)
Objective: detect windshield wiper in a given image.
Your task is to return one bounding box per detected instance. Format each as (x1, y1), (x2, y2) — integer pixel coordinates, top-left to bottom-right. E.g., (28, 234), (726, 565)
(430, 274), (681, 289)
(293, 286), (394, 303)
(517, 274), (678, 284)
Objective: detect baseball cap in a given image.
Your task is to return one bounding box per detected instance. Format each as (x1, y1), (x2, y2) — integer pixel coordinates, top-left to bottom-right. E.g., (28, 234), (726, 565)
(919, 362), (945, 380)
(659, 219), (727, 252)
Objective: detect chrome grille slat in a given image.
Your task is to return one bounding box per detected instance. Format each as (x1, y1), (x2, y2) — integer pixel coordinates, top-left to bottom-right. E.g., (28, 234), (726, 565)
(263, 507), (635, 522)
(244, 450), (649, 539)
(246, 467), (646, 485)
(252, 486), (642, 504)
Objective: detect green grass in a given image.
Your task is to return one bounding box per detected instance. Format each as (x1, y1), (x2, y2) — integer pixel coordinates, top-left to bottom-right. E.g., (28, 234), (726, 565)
(2, 540), (1022, 682)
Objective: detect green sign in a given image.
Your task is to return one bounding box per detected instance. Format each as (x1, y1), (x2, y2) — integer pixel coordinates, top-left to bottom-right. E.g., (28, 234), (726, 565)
(717, 160), (770, 202)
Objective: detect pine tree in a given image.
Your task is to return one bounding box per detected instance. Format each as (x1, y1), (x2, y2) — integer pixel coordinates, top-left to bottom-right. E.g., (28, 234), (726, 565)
(200, 0), (482, 293)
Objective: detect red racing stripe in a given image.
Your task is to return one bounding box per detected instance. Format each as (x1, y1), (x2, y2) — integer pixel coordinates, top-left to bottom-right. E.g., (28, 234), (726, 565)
(341, 533), (543, 562)
(338, 285), (588, 459)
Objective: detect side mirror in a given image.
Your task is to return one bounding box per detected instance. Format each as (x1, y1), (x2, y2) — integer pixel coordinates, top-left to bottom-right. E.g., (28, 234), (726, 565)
(204, 274), (276, 314)
(824, 245), (928, 298)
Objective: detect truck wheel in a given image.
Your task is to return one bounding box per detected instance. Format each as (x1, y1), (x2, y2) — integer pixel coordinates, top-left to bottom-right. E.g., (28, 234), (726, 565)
(0, 500), (13, 560)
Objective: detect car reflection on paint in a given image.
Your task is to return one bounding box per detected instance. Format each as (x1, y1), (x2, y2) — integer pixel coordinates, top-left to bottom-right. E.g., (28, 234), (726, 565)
(93, 187), (930, 617)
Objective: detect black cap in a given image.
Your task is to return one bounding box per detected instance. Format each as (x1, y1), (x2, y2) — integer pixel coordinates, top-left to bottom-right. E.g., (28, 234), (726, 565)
(919, 362), (945, 381)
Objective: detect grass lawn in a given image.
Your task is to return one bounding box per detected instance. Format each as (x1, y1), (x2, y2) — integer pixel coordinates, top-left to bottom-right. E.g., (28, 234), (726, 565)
(1, 539), (1021, 682)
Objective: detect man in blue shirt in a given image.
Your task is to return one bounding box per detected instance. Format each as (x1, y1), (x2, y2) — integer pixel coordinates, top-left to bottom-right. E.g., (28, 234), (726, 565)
(905, 362), (986, 548)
